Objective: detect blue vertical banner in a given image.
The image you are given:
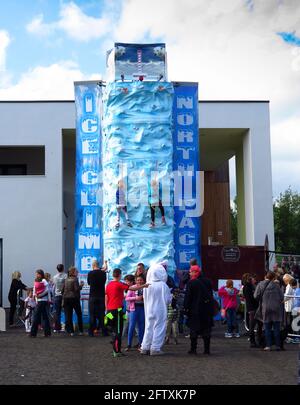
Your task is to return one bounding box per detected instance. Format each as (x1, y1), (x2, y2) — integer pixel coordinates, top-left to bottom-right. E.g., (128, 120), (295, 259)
(173, 82), (201, 270)
(74, 81), (103, 284)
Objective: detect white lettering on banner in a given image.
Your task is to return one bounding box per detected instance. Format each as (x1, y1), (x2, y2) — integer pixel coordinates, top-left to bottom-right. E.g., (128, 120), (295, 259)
(81, 117), (98, 134)
(79, 233), (100, 250)
(82, 170), (99, 185)
(177, 164), (194, 174)
(81, 256), (97, 272)
(177, 96), (193, 109)
(85, 210), (93, 228)
(177, 113), (194, 126)
(177, 147), (194, 160)
(179, 233), (195, 246)
(177, 130), (193, 143)
(179, 217), (195, 229)
(179, 250), (194, 264)
(82, 139), (99, 154)
(80, 190), (101, 206)
(84, 95), (93, 113)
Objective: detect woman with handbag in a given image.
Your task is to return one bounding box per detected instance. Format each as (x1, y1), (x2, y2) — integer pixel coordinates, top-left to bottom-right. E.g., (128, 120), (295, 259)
(254, 271), (284, 351)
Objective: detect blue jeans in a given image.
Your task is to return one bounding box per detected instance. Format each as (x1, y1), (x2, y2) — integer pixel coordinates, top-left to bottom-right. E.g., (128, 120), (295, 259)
(226, 308), (239, 334)
(128, 306), (145, 347)
(264, 321), (281, 348)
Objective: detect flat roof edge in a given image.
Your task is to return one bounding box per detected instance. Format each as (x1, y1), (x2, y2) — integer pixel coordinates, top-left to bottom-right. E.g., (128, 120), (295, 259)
(0, 99), (270, 103)
(199, 100), (269, 103)
(0, 100), (75, 103)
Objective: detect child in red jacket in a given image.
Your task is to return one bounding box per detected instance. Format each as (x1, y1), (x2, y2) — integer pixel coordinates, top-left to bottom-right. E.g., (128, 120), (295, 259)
(218, 280), (240, 338)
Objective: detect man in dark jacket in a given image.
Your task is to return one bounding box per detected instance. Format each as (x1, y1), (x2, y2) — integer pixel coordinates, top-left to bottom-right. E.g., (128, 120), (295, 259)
(242, 273), (262, 348)
(87, 260), (107, 337)
(184, 266), (214, 355)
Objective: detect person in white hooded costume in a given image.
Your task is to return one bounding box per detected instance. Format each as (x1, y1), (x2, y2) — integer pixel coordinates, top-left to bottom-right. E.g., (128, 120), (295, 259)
(140, 262), (172, 355)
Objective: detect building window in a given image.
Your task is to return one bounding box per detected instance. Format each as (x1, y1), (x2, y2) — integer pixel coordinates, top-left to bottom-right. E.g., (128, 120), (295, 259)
(0, 146), (45, 175)
(0, 164), (27, 175)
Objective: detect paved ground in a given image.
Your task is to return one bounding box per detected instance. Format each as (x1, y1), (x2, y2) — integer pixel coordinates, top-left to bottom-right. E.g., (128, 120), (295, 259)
(0, 322), (298, 385)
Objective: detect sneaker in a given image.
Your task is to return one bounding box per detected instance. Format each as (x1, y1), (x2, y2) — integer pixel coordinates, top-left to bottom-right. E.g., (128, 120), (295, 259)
(69, 333), (75, 337)
(113, 351), (126, 358)
(150, 350), (165, 356)
(149, 222), (155, 228)
(124, 346), (131, 352)
(140, 349), (150, 355)
(161, 217), (166, 226)
(234, 333), (240, 338)
(225, 333), (233, 338)
(263, 347), (271, 351)
(185, 334), (190, 338)
(127, 221), (133, 228)
(115, 223), (120, 230)
(78, 332), (84, 336)
(285, 337), (293, 344)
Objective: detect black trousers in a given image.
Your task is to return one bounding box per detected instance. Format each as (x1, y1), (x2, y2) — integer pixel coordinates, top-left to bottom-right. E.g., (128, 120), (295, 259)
(88, 297), (106, 335)
(9, 299), (17, 325)
(107, 309), (124, 353)
(284, 311), (293, 335)
(249, 311), (263, 346)
(190, 328), (211, 354)
(64, 298), (83, 333)
(30, 301), (51, 337)
(150, 200), (165, 223)
(54, 296), (63, 331)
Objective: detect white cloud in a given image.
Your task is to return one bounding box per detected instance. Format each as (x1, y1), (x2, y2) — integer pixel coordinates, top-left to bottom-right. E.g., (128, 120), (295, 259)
(0, 61), (101, 100)
(0, 30), (10, 71)
(26, 2), (111, 42)
(26, 14), (55, 37)
(113, 0), (300, 108)
(0, 30), (11, 87)
(271, 115), (300, 195)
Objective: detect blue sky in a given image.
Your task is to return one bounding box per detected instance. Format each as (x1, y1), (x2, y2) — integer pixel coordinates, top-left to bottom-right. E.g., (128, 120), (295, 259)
(0, 0), (300, 198)
(0, 0), (115, 79)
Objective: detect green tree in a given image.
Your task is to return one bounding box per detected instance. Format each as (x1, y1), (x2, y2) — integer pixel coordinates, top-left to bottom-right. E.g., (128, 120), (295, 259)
(273, 187), (300, 253)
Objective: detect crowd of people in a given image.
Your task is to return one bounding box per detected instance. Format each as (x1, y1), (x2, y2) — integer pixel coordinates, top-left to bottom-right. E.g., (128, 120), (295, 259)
(7, 258), (300, 357)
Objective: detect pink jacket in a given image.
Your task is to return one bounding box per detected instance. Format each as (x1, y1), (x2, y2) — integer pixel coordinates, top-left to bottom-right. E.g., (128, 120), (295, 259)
(125, 287), (139, 312)
(218, 286), (239, 310)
